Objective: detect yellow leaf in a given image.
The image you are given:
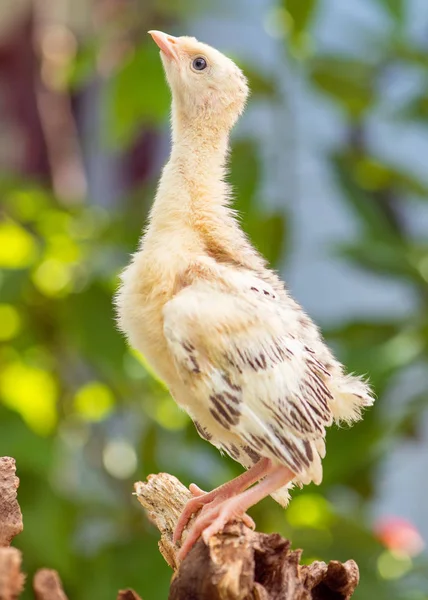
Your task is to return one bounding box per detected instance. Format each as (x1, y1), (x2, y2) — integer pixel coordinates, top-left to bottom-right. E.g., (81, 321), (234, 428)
(0, 305), (22, 341)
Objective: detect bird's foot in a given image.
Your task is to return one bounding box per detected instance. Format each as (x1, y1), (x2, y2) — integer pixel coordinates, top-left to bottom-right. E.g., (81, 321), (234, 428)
(177, 493), (254, 560)
(173, 482), (255, 547)
(173, 484), (211, 544)
(175, 465), (295, 561)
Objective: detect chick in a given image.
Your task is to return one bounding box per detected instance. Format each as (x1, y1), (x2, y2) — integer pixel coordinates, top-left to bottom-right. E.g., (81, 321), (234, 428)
(116, 31), (374, 559)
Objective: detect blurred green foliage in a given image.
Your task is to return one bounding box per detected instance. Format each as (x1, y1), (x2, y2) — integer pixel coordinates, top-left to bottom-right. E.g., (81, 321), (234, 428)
(1, 0), (428, 598)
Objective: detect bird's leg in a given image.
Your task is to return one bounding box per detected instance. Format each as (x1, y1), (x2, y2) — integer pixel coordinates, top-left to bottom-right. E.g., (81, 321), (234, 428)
(178, 464), (294, 560)
(189, 483), (257, 531)
(173, 457), (273, 543)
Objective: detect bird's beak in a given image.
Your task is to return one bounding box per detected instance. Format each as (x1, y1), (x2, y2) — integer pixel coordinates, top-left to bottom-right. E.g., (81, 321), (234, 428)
(148, 30), (179, 61)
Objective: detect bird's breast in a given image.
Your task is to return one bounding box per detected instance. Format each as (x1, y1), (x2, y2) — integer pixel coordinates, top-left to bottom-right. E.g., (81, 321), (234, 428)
(116, 247), (192, 388)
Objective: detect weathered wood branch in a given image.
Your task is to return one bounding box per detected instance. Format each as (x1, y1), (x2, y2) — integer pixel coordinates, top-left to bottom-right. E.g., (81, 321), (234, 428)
(33, 570), (69, 600)
(134, 473), (359, 600)
(117, 590), (143, 600)
(0, 457), (23, 548)
(0, 547), (25, 600)
(0, 457), (360, 599)
(0, 457), (71, 600)
(0, 457), (25, 600)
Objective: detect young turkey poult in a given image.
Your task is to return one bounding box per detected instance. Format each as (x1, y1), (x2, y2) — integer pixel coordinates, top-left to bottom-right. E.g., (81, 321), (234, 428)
(116, 30), (374, 559)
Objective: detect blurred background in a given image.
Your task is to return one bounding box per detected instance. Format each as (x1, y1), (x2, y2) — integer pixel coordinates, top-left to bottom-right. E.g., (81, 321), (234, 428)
(1, 0), (428, 598)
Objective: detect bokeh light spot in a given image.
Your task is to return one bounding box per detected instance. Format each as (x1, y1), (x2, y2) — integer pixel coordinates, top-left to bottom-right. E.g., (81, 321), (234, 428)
(375, 516), (425, 557)
(0, 304), (22, 341)
(377, 550), (412, 580)
(263, 7), (291, 39)
(287, 494), (333, 529)
(0, 220), (37, 268)
(8, 189), (49, 221)
(154, 394), (189, 431)
(46, 234), (81, 263)
(379, 331), (424, 370)
(0, 361), (57, 435)
(32, 258), (73, 296)
(103, 441), (137, 479)
(74, 381), (115, 422)
(36, 209), (71, 236)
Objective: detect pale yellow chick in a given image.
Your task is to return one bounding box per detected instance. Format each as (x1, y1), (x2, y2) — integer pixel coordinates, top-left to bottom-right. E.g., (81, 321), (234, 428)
(116, 31), (374, 559)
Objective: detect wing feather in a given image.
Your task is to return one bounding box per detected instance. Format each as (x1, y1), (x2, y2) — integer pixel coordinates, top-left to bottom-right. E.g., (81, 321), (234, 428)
(163, 271), (343, 484)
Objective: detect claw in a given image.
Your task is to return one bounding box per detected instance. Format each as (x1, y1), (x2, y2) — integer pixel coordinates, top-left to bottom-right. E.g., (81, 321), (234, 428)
(176, 464), (294, 561)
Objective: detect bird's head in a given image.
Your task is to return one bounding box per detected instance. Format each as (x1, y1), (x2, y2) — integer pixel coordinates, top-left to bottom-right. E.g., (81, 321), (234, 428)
(149, 31), (249, 131)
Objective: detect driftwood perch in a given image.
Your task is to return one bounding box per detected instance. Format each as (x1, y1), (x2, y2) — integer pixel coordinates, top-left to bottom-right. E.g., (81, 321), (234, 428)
(134, 473), (359, 600)
(0, 457), (359, 599)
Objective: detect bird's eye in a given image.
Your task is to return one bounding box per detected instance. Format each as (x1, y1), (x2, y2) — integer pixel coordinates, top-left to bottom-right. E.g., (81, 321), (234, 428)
(192, 57), (207, 71)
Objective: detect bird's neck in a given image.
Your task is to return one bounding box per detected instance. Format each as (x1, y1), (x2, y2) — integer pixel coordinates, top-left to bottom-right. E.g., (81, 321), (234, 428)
(143, 106), (267, 276)
(148, 105), (232, 232)
(171, 121), (229, 183)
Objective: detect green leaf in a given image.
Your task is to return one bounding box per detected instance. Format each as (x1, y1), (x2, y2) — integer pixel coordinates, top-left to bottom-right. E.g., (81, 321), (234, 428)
(402, 94), (428, 121)
(248, 213), (286, 266)
(309, 56), (375, 117)
(65, 42), (98, 90)
(104, 42), (170, 148)
(351, 155), (428, 198)
(283, 0), (317, 34)
(65, 283), (126, 372)
(392, 42), (428, 67)
(332, 154), (400, 242)
(375, 0), (404, 23)
(238, 64), (277, 97)
(229, 140), (260, 214)
(281, 0), (317, 57)
(335, 238), (417, 280)
(391, 391), (428, 436)
(229, 140), (286, 265)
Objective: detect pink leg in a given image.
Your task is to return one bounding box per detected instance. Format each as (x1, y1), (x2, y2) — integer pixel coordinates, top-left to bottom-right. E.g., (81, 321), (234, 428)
(178, 465), (294, 560)
(173, 458), (273, 543)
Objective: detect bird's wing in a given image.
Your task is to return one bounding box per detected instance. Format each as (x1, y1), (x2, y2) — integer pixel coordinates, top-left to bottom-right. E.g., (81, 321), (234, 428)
(163, 269), (334, 484)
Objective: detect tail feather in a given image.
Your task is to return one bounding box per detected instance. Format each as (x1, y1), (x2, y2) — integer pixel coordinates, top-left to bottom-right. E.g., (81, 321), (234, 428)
(271, 483), (293, 507)
(329, 373), (375, 425)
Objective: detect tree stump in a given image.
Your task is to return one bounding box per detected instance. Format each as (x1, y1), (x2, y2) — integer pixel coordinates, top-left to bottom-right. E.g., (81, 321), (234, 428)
(134, 473), (359, 600)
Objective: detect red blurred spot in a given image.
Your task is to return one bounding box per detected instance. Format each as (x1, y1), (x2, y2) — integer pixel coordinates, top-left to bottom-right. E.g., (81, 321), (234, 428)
(374, 516), (425, 557)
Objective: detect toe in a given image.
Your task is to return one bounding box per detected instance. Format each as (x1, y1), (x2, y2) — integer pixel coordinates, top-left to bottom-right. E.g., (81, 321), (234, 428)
(201, 514), (228, 545)
(177, 520), (207, 560)
(189, 483), (206, 497)
(242, 512), (255, 530)
(174, 497), (203, 543)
